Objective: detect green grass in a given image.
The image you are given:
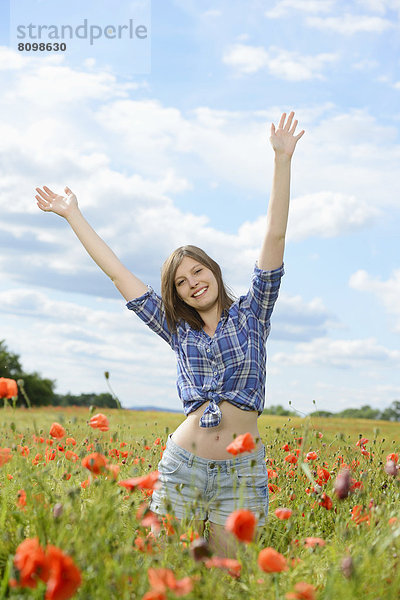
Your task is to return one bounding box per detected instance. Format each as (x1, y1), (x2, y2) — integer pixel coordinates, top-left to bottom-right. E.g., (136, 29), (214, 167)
(1, 406), (399, 599)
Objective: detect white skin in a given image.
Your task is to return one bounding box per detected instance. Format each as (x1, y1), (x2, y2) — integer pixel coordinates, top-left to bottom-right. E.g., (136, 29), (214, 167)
(35, 111), (304, 557)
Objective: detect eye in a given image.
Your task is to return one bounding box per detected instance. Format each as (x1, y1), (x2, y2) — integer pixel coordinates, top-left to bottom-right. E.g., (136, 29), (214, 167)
(195, 269), (202, 274)
(177, 280), (183, 286)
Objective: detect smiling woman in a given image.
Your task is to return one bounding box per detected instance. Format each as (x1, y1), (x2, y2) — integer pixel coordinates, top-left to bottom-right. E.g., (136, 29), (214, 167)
(35, 111), (304, 557)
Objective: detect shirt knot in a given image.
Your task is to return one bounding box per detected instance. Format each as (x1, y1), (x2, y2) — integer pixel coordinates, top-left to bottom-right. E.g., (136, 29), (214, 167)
(199, 396), (222, 428)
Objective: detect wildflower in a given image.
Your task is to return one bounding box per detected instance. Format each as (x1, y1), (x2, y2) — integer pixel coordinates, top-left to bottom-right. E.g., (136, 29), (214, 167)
(147, 567), (194, 596)
(44, 545), (82, 600)
(81, 452), (107, 474)
(226, 432), (255, 455)
(64, 451), (78, 463)
(11, 538), (49, 589)
(282, 443), (291, 451)
(275, 507), (292, 520)
(17, 489), (27, 509)
(118, 470), (161, 491)
(89, 413), (109, 432)
(316, 466), (330, 484)
(0, 447), (12, 466)
(204, 556), (242, 578)
(284, 453), (298, 464)
(286, 582), (316, 600)
(65, 438), (76, 446)
(0, 377), (18, 398)
(386, 453), (398, 463)
(334, 468), (351, 499)
(304, 537), (326, 548)
(305, 452), (318, 461)
(225, 509), (256, 543)
(318, 493), (333, 510)
(49, 423), (66, 440)
(258, 547), (288, 573)
(351, 505), (370, 525)
(179, 530), (200, 547)
(356, 438), (368, 448)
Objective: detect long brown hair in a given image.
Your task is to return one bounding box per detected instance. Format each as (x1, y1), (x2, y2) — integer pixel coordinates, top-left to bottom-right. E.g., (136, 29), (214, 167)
(161, 245), (236, 333)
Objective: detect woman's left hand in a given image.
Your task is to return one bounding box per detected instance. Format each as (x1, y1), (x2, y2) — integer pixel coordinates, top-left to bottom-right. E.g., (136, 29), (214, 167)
(269, 111), (305, 158)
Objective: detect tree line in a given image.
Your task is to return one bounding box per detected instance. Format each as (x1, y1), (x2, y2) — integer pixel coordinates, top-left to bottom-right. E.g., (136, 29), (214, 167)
(263, 402), (400, 421)
(0, 339), (117, 408)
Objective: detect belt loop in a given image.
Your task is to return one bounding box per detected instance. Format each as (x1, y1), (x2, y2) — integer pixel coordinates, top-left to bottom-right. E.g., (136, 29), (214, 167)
(188, 453), (194, 468)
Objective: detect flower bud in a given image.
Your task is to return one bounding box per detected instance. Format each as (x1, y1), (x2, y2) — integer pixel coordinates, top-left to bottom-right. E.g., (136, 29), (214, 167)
(341, 555), (354, 578)
(189, 537), (211, 562)
(334, 468), (351, 499)
(385, 460), (398, 477)
(53, 502), (63, 518)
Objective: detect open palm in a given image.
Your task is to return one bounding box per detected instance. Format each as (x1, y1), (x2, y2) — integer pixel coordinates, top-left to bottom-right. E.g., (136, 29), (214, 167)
(35, 186), (78, 218)
(270, 111), (305, 158)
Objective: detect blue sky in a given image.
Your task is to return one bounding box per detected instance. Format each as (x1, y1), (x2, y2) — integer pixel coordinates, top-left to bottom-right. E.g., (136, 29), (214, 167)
(0, 0), (399, 415)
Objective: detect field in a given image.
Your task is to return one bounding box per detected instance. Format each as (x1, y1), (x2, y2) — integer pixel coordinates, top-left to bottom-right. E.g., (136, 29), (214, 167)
(0, 406), (399, 599)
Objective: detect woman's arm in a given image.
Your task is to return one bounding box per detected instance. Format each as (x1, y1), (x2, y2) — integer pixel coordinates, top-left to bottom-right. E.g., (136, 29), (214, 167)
(258, 111), (304, 271)
(35, 185), (148, 301)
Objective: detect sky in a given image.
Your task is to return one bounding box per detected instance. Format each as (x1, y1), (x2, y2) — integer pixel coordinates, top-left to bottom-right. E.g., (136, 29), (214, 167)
(0, 0), (399, 416)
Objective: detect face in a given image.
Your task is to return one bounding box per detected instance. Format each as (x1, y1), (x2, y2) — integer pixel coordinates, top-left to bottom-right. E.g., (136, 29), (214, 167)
(174, 256), (219, 313)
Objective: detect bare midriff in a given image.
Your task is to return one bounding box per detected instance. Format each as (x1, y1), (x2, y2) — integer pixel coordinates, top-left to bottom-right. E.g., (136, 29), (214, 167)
(170, 400), (263, 460)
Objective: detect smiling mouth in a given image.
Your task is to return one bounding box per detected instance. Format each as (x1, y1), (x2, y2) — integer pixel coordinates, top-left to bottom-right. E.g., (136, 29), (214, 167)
(192, 287), (208, 298)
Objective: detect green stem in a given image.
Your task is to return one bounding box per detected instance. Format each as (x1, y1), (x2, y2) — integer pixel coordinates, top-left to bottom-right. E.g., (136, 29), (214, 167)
(104, 371), (122, 409)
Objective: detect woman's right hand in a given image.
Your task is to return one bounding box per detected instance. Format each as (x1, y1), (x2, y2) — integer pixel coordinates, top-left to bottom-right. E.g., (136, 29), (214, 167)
(35, 186), (79, 219)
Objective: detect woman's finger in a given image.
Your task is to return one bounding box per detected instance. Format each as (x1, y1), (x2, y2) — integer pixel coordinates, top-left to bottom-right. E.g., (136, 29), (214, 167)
(35, 187), (50, 201)
(43, 185), (56, 197)
(284, 111), (294, 131)
(289, 119), (298, 134)
(278, 113), (286, 129)
(295, 129), (305, 141)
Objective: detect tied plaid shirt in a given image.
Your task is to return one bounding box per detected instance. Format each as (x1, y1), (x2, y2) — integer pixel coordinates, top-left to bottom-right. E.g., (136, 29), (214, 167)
(126, 262), (284, 428)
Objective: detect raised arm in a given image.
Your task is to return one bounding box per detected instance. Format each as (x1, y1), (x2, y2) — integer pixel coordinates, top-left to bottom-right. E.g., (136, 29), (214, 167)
(35, 186), (148, 301)
(258, 111), (305, 271)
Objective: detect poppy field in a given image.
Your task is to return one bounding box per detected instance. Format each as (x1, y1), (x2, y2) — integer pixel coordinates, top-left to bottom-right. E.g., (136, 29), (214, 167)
(0, 406), (399, 600)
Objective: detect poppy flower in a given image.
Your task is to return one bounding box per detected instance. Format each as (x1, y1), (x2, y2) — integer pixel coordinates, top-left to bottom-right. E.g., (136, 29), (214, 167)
(304, 537), (326, 548)
(258, 547), (288, 573)
(384, 461), (398, 477)
(147, 567), (194, 596)
(356, 438), (368, 447)
(81, 452), (108, 475)
(316, 467), (330, 483)
(65, 451), (79, 463)
(286, 582), (316, 600)
(65, 438), (76, 446)
(17, 489), (27, 509)
(226, 432), (255, 455)
(12, 537), (49, 588)
(318, 493), (333, 510)
(88, 413), (109, 432)
(386, 453), (398, 463)
(204, 556), (242, 578)
(49, 423), (66, 440)
(45, 545), (82, 600)
(284, 454), (298, 464)
(275, 507), (292, 520)
(118, 470), (161, 491)
(225, 509), (256, 543)
(305, 452), (317, 461)
(142, 591), (166, 600)
(0, 377), (18, 398)
(351, 505), (370, 525)
(0, 447), (12, 466)
(282, 443), (291, 451)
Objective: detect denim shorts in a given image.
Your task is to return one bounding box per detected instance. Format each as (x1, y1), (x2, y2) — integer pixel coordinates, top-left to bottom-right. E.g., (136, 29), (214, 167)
(149, 433), (269, 527)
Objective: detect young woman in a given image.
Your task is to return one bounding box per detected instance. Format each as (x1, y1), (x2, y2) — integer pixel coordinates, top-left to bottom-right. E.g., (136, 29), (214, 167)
(35, 111), (304, 558)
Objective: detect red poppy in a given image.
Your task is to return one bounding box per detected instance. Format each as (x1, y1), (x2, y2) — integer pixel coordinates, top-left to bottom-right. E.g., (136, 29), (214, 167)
(118, 470), (161, 491)
(12, 537), (49, 588)
(356, 438), (369, 447)
(17, 489), (27, 509)
(65, 451), (79, 463)
(49, 423), (66, 440)
(284, 454), (298, 464)
(147, 567), (194, 596)
(0, 377), (18, 398)
(282, 443), (291, 451)
(0, 447), (12, 466)
(318, 493), (333, 510)
(44, 545), (82, 600)
(225, 509), (256, 543)
(386, 453), (398, 463)
(286, 581), (316, 600)
(304, 537), (326, 548)
(65, 438), (76, 446)
(275, 507), (292, 520)
(258, 547), (288, 573)
(351, 505), (370, 525)
(81, 452), (108, 474)
(226, 432), (255, 455)
(316, 467), (330, 483)
(89, 413), (109, 432)
(305, 452), (318, 461)
(142, 591), (166, 600)
(204, 556), (242, 578)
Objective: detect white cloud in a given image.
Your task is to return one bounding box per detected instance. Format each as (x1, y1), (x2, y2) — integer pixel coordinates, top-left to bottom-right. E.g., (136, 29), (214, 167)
(272, 337), (400, 367)
(306, 13), (393, 34)
(222, 43), (337, 80)
(266, 0), (335, 18)
(349, 269), (400, 332)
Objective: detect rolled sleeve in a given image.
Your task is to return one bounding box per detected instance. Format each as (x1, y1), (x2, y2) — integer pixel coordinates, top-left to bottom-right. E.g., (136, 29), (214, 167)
(244, 262), (284, 324)
(126, 286), (174, 349)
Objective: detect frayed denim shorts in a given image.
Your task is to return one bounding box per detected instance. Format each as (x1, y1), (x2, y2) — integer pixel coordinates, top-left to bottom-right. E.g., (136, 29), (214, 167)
(149, 433), (269, 527)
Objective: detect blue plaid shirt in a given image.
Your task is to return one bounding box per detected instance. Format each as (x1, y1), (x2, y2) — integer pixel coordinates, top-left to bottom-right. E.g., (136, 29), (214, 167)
(126, 262), (284, 428)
